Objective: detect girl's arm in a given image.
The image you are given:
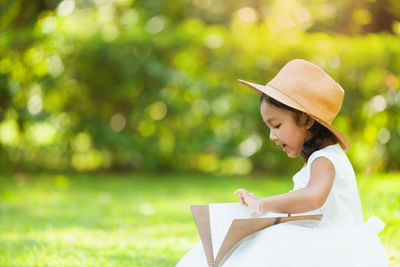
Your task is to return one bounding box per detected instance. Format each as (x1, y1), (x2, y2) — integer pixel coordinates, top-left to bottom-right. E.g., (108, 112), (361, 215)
(235, 157), (335, 214)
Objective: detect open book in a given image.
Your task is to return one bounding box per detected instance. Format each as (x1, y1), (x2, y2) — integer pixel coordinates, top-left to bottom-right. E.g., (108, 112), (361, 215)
(191, 203), (322, 267)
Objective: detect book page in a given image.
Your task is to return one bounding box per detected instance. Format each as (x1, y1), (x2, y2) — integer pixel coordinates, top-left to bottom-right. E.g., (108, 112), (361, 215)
(259, 211), (289, 218)
(290, 208), (322, 217)
(209, 203), (250, 259)
(208, 203), (289, 258)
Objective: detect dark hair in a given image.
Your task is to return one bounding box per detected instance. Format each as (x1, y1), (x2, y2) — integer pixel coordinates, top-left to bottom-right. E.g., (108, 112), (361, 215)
(260, 94), (337, 161)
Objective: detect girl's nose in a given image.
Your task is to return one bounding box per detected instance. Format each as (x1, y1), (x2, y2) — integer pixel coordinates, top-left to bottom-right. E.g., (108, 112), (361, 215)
(269, 130), (278, 141)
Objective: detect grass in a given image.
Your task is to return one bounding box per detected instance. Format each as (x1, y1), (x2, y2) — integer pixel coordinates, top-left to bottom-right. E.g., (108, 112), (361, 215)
(0, 172), (399, 266)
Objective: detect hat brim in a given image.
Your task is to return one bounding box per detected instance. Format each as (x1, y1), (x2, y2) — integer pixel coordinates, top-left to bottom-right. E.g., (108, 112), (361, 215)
(238, 79), (350, 151)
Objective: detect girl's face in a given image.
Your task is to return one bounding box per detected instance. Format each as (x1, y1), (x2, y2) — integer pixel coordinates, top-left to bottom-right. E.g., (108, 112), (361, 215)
(260, 101), (312, 158)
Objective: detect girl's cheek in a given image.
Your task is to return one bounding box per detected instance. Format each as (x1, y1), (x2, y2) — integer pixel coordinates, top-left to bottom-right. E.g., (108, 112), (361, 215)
(277, 131), (285, 141)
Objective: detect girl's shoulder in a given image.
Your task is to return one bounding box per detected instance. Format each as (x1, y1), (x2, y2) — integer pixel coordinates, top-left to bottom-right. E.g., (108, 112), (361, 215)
(307, 143), (344, 168)
(308, 143), (356, 179)
(294, 144), (345, 190)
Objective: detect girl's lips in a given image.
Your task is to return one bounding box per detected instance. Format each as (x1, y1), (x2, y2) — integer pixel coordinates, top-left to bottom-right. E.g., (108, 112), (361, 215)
(283, 145), (288, 152)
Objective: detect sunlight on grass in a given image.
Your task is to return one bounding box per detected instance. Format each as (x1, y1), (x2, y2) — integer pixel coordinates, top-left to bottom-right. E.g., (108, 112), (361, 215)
(0, 172), (399, 266)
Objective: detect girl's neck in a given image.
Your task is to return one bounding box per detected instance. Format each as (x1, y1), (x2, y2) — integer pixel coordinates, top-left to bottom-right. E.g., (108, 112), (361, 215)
(302, 139), (338, 164)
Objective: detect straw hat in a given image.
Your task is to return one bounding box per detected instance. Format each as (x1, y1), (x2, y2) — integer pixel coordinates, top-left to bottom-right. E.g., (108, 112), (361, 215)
(238, 59), (350, 151)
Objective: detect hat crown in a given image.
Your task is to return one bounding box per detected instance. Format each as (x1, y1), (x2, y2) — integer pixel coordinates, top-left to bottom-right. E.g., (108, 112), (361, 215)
(267, 59), (344, 124)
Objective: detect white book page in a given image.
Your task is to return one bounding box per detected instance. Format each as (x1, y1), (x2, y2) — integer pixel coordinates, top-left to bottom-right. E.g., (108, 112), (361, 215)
(209, 203), (252, 259)
(208, 203), (288, 258)
(259, 211), (288, 218)
(290, 208), (323, 216)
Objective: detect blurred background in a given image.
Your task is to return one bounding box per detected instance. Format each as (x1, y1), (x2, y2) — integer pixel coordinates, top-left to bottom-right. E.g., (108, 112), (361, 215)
(1, 0), (400, 175)
(1, 0), (400, 266)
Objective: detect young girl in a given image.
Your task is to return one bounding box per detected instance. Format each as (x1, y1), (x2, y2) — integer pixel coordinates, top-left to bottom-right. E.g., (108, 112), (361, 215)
(176, 59), (388, 267)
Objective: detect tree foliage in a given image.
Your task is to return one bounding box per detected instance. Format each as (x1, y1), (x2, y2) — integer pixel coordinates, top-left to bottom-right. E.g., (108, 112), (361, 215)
(0, 0), (399, 174)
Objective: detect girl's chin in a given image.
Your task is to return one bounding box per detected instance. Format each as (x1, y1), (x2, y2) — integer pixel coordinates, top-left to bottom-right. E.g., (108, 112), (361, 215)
(285, 149), (301, 158)
(286, 153), (297, 158)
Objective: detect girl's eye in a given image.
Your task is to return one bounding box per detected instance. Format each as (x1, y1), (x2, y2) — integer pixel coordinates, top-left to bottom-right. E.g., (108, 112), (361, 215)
(273, 124), (281, 129)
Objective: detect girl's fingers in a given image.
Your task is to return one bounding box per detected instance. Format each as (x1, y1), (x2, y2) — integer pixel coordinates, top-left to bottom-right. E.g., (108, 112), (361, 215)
(234, 189), (245, 195)
(235, 189), (250, 206)
(234, 189), (248, 196)
(239, 195), (248, 206)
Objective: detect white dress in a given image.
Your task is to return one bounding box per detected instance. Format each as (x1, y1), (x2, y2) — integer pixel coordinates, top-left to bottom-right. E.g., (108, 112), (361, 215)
(176, 144), (388, 267)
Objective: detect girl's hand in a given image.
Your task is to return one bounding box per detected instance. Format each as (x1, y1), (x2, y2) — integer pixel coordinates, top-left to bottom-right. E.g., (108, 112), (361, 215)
(234, 188), (261, 213)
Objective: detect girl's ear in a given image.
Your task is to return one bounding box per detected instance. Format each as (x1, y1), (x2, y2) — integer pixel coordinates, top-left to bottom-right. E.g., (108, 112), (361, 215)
(305, 115), (315, 130)
(300, 114), (314, 130)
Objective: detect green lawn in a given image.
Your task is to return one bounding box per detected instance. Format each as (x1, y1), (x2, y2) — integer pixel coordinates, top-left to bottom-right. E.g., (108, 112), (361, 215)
(1, 172), (399, 266)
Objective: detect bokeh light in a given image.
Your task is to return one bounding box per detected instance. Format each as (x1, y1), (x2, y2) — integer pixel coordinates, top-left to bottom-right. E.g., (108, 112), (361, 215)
(57, 0), (75, 17)
(147, 101), (167, 121)
(370, 95), (387, 113)
(110, 113), (126, 132)
(41, 16), (58, 34)
(145, 16), (166, 34)
(239, 134), (263, 157)
(238, 7), (257, 23)
(204, 33), (224, 49)
(27, 95), (43, 115)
